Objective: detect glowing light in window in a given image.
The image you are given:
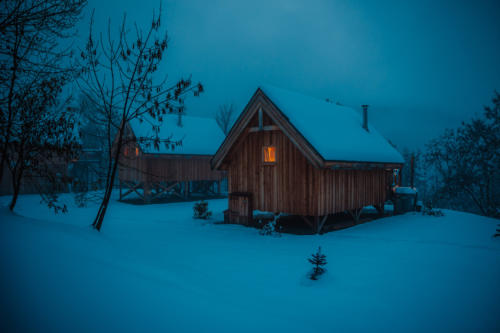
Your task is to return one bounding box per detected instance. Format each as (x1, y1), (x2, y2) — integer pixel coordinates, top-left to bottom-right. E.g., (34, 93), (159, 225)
(263, 146), (276, 163)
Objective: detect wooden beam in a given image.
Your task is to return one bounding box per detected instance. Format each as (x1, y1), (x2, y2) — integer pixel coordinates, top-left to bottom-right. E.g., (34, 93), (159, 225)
(143, 181), (151, 203)
(149, 187), (164, 201)
(317, 215), (328, 234)
(120, 181), (143, 200)
(326, 161), (404, 170)
(300, 216), (314, 231)
(157, 181), (180, 193)
(347, 208), (363, 224)
(248, 125), (280, 133)
(258, 107), (263, 130)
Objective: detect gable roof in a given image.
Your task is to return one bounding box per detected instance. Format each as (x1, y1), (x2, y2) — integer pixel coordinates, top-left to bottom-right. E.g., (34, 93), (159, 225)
(212, 85), (404, 169)
(128, 114), (225, 155)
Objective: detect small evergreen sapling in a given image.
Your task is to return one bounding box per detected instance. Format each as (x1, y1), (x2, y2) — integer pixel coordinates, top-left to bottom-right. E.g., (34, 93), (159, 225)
(193, 200), (212, 219)
(308, 246), (327, 280)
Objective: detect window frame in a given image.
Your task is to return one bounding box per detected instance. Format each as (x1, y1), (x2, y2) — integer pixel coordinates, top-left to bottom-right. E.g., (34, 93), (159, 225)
(262, 145), (277, 165)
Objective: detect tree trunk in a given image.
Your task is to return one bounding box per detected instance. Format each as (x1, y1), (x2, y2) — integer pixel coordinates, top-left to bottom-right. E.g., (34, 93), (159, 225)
(9, 183), (20, 211)
(9, 166), (23, 212)
(92, 121), (126, 231)
(0, 150), (8, 187)
(93, 186), (111, 231)
(1, 36), (19, 187)
(92, 154), (120, 231)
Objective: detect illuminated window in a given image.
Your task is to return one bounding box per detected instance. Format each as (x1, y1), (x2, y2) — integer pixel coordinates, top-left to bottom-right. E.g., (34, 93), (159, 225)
(135, 147), (139, 156)
(124, 147), (129, 156)
(263, 146), (276, 163)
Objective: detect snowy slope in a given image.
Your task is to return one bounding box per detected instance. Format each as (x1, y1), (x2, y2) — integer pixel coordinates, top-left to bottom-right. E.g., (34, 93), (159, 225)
(129, 114), (225, 155)
(260, 85), (404, 163)
(1, 194), (499, 332)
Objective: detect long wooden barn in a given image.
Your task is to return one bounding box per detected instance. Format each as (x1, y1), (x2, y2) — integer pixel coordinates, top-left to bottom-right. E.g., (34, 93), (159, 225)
(119, 114), (226, 202)
(211, 85), (404, 232)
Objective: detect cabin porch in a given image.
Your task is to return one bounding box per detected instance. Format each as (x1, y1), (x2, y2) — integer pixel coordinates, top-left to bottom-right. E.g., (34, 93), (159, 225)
(119, 179), (224, 203)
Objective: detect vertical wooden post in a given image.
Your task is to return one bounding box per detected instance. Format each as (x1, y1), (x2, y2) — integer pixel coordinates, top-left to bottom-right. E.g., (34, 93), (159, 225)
(258, 108), (263, 130)
(410, 154), (415, 188)
(184, 181), (189, 199)
(143, 182), (151, 203)
(119, 181), (122, 201)
(247, 193), (253, 226)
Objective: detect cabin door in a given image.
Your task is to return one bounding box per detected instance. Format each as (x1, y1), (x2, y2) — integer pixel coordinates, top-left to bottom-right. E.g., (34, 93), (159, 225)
(228, 192), (253, 225)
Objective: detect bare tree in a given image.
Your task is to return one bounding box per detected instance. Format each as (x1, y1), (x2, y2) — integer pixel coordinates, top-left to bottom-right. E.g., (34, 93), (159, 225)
(78, 8), (203, 231)
(0, 0), (87, 187)
(6, 74), (80, 211)
(215, 103), (235, 135)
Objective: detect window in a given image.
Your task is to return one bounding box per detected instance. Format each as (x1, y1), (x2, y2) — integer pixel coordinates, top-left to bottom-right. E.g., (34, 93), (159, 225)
(263, 146), (276, 163)
(135, 147), (139, 156)
(124, 147), (129, 156)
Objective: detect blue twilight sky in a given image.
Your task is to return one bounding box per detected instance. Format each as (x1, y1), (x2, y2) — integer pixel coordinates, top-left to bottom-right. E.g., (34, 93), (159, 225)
(76, 0), (500, 150)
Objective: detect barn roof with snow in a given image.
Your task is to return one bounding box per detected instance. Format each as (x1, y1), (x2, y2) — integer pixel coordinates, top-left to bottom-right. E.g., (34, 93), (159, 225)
(128, 114), (225, 156)
(212, 85), (404, 169)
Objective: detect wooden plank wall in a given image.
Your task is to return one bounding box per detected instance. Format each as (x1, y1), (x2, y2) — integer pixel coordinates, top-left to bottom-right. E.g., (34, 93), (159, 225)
(226, 114), (390, 216)
(118, 146), (225, 183)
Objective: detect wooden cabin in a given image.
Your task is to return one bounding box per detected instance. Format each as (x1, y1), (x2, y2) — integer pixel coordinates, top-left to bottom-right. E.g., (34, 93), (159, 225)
(211, 85), (404, 232)
(118, 114), (226, 202)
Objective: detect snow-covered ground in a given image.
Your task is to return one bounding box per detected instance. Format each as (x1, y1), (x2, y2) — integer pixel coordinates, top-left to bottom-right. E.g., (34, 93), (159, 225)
(1, 193), (499, 332)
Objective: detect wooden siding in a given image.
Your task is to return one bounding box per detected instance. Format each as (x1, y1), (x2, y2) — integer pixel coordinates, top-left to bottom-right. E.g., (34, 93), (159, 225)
(119, 151), (225, 183)
(225, 118), (392, 216)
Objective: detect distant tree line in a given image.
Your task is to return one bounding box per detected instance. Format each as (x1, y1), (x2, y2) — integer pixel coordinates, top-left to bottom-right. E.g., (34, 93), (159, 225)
(400, 92), (499, 219)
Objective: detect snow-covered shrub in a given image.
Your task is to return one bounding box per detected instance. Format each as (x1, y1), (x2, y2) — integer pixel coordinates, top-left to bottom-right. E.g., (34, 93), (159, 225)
(259, 219), (282, 237)
(257, 213), (283, 236)
(74, 192), (88, 208)
(40, 193), (67, 214)
(308, 246), (327, 280)
(193, 200), (212, 219)
(422, 202), (444, 216)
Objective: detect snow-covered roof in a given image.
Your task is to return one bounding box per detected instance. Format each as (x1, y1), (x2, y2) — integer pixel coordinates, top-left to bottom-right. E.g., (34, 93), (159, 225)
(260, 85), (404, 164)
(394, 187), (418, 194)
(128, 114), (225, 155)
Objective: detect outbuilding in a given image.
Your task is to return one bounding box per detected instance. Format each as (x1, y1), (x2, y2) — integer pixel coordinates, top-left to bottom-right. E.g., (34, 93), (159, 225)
(119, 114), (226, 202)
(211, 85), (404, 232)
